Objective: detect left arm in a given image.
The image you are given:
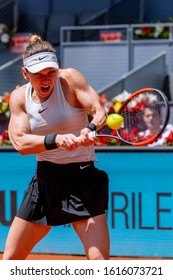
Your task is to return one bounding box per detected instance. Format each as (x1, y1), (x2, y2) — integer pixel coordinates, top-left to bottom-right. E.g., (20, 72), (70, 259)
(70, 68), (107, 145)
(64, 68), (107, 130)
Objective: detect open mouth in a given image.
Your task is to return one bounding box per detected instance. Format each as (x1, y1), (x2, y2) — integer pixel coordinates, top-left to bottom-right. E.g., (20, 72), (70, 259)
(40, 86), (50, 93)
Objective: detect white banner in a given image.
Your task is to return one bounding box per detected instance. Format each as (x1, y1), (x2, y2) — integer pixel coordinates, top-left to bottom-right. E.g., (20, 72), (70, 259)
(0, 260), (172, 280)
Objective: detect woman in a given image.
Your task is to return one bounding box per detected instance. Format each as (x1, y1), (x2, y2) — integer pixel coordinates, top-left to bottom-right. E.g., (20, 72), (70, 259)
(2, 35), (109, 260)
(141, 103), (173, 146)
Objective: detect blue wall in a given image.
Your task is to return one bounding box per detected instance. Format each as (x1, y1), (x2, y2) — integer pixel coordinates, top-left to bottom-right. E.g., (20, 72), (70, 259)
(17, 0), (173, 21)
(51, 0), (110, 15)
(18, 0), (113, 16)
(144, 0), (173, 22)
(18, 0), (50, 15)
(0, 148), (173, 258)
(1, 0), (173, 23)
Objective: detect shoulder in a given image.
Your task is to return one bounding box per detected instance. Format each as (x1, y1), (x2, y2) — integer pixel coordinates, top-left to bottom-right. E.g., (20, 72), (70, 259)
(59, 68), (88, 87)
(60, 67), (83, 77)
(10, 84), (27, 106)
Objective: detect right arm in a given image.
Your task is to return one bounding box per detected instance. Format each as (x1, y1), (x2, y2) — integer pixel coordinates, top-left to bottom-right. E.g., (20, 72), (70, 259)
(8, 86), (79, 155)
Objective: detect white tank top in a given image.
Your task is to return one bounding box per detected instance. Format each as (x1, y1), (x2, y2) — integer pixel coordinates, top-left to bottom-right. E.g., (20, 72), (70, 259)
(25, 78), (95, 164)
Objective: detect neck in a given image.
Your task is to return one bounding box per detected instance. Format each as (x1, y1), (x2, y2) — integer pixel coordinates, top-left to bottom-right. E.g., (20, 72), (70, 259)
(32, 89), (53, 103)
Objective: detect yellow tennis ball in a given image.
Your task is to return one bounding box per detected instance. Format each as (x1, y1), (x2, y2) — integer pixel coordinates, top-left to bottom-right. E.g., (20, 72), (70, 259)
(106, 113), (124, 129)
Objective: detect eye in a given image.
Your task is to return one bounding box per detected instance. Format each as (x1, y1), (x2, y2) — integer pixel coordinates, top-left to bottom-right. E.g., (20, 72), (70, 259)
(48, 69), (57, 76)
(33, 73), (40, 78)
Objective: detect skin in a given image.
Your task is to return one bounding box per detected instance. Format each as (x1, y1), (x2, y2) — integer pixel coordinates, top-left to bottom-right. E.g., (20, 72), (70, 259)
(2, 66), (110, 260)
(143, 107), (160, 134)
(8, 67), (106, 154)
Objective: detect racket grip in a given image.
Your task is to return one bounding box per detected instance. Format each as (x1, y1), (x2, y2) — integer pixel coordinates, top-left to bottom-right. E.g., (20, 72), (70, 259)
(88, 131), (98, 138)
(78, 131), (98, 140)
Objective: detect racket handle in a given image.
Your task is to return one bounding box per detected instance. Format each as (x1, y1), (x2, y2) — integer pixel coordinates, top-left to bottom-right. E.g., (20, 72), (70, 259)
(77, 131), (98, 140)
(88, 131), (98, 138)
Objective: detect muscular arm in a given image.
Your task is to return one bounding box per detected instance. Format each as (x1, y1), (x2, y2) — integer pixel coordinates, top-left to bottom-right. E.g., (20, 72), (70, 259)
(62, 68), (107, 130)
(8, 87), (46, 155)
(9, 68), (106, 154)
(8, 86), (79, 155)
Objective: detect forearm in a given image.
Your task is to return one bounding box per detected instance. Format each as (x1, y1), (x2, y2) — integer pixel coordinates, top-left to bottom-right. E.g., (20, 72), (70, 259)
(10, 133), (47, 155)
(10, 132), (80, 155)
(89, 107), (107, 130)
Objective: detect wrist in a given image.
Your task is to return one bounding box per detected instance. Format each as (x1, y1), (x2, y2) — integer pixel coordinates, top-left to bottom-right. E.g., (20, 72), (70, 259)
(86, 123), (96, 132)
(44, 134), (58, 150)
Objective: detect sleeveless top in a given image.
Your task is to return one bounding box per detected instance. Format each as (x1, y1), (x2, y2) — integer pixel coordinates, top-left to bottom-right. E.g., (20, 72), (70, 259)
(25, 78), (96, 164)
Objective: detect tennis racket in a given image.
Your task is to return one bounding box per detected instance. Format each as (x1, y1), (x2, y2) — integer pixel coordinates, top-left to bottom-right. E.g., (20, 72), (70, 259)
(89, 88), (170, 146)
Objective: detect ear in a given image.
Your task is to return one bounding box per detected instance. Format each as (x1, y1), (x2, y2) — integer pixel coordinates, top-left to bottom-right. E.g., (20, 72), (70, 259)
(22, 67), (30, 80)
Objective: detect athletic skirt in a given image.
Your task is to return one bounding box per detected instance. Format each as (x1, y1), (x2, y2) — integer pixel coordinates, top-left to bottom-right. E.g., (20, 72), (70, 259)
(16, 161), (109, 226)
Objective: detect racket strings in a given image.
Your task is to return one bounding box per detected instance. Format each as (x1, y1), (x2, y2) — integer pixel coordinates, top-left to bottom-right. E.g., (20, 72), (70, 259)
(117, 90), (167, 144)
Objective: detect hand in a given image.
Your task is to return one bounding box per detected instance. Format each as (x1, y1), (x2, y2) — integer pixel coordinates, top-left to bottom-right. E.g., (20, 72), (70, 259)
(56, 134), (79, 151)
(77, 128), (96, 146)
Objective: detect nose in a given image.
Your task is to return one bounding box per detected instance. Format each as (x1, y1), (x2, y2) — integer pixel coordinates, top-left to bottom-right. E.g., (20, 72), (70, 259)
(148, 114), (154, 120)
(41, 76), (50, 84)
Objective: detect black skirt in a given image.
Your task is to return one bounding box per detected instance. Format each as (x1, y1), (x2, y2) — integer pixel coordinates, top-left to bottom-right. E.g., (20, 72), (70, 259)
(16, 161), (109, 226)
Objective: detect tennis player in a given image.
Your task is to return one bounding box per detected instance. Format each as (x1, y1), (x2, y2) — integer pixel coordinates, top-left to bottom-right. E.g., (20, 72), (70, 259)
(2, 35), (109, 260)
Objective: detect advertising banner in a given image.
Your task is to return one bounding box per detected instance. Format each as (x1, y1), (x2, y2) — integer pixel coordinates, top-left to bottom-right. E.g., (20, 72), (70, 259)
(0, 150), (173, 257)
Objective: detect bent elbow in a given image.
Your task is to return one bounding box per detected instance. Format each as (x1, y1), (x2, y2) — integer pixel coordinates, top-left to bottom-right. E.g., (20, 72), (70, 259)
(12, 140), (28, 155)
(10, 135), (30, 155)
(18, 149), (28, 156)
(14, 145), (27, 155)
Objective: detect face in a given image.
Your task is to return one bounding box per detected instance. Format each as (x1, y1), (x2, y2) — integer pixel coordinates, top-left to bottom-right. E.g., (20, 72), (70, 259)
(143, 107), (160, 130)
(22, 67), (58, 98)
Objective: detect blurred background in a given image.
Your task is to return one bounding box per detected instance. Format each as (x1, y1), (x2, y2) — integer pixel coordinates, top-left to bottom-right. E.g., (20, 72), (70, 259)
(1, 0), (173, 101)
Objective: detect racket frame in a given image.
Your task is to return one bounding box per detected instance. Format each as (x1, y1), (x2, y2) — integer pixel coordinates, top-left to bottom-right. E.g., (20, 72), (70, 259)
(94, 88), (170, 146)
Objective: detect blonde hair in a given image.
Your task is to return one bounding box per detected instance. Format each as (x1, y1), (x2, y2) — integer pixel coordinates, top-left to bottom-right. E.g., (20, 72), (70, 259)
(23, 34), (56, 59)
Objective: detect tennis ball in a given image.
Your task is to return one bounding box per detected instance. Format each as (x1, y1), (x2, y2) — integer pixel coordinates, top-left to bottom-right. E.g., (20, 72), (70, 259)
(106, 113), (124, 130)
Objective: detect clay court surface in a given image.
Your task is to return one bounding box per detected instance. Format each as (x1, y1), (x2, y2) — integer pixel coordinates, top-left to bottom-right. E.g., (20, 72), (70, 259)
(0, 253), (168, 260)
